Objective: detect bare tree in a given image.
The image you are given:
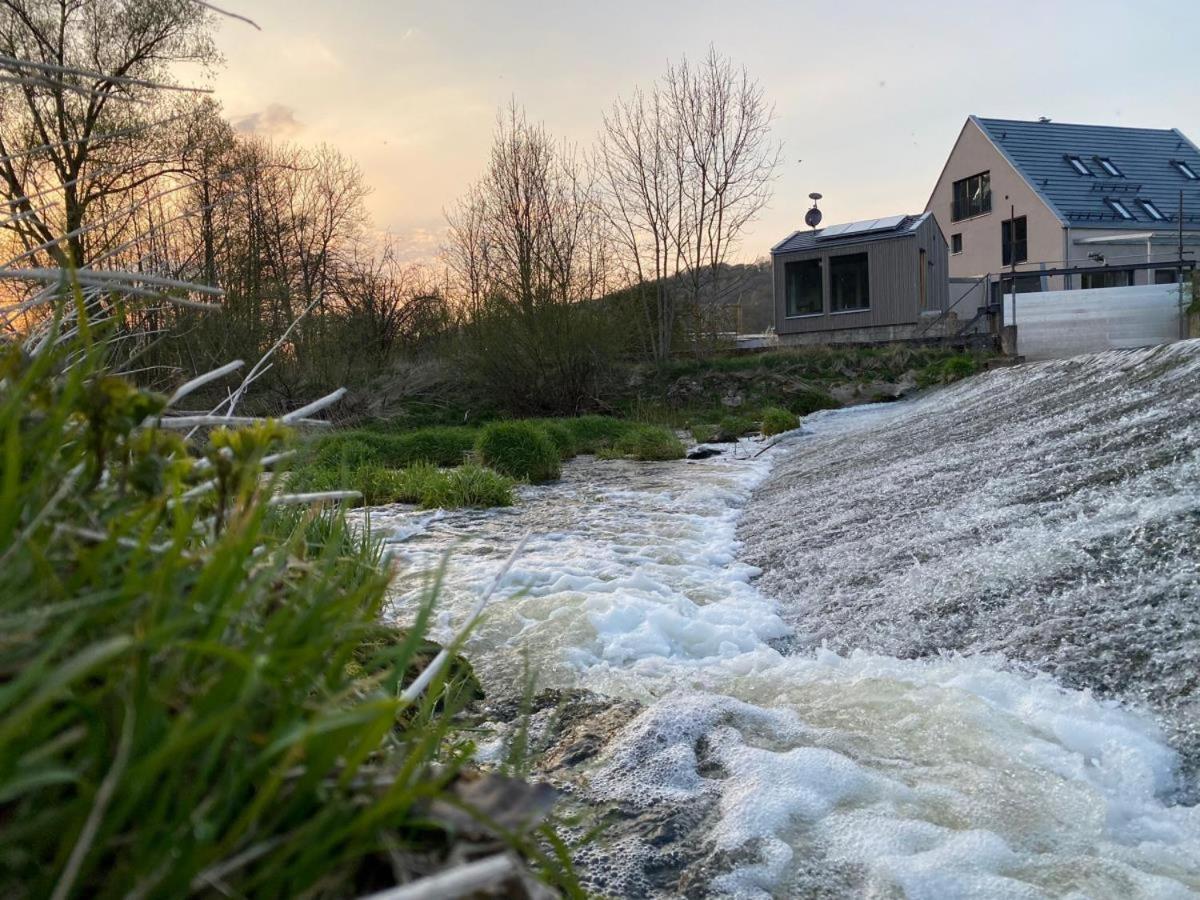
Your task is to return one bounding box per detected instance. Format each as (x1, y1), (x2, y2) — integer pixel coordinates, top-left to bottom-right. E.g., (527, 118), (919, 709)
(444, 103), (618, 414)
(597, 47), (780, 360)
(0, 0), (216, 267)
(446, 102), (609, 312)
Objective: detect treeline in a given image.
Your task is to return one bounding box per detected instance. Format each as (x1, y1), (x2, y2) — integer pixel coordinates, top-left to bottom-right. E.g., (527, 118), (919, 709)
(0, 1), (781, 418)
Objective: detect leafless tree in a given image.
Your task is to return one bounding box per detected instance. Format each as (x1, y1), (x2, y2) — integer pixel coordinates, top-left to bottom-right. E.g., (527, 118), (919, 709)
(0, 0), (217, 268)
(444, 103), (619, 414)
(597, 47), (780, 360)
(445, 102), (610, 313)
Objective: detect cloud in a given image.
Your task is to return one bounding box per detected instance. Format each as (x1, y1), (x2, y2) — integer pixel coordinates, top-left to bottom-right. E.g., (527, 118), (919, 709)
(232, 103), (303, 137)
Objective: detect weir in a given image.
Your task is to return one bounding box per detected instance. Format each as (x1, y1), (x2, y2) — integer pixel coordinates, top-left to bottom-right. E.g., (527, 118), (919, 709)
(367, 342), (1200, 897)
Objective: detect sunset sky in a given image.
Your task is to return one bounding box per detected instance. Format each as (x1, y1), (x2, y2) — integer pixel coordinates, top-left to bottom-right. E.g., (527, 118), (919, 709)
(209, 0), (1200, 264)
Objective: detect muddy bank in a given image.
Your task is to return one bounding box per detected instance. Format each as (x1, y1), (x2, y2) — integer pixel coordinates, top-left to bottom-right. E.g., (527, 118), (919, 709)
(739, 342), (1200, 777)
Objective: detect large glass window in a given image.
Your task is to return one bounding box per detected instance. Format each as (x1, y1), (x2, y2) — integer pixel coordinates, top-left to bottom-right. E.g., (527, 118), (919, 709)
(952, 171), (991, 221)
(1081, 269), (1134, 289)
(784, 259), (823, 316)
(830, 253), (870, 312)
(1155, 269), (1180, 285)
(1001, 216), (1027, 266)
(993, 274), (1042, 302)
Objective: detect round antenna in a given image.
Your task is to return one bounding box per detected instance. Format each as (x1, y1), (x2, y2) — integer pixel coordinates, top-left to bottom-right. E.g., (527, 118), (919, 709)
(805, 192), (823, 229)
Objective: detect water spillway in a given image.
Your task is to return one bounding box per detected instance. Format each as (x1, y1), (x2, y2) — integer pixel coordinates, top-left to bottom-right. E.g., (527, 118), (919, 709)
(367, 341), (1200, 898)
(740, 341), (1200, 774)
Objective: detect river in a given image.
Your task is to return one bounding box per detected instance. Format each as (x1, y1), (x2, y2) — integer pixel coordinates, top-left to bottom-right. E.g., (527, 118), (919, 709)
(361, 342), (1200, 898)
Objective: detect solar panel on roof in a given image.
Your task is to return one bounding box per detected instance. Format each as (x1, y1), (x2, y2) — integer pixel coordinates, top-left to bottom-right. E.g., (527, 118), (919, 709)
(817, 223), (852, 239)
(815, 215), (908, 240)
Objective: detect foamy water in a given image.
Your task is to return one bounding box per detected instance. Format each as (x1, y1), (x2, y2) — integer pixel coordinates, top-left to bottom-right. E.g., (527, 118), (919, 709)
(361, 346), (1200, 898)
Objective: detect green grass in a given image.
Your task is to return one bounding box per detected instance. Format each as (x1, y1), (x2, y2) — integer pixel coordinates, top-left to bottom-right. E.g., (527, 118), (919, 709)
(760, 407), (800, 436)
(424, 463), (515, 509)
(720, 413), (758, 438)
(0, 323), (578, 898)
(917, 353), (981, 387)
(602, 424), (685, 461)
(312, 426), (478, 470)
(534, 420), (578, 461)
(293, 461), (514, 509)
(475, 421), (562, 483)
(559, 415), (635, 454)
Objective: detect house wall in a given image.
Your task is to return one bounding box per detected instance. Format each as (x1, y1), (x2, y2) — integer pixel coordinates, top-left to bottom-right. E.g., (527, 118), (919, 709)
(926, 119), (1067, 290)
(1064, 228), (1200, 287)
(773, 228), (944, 337)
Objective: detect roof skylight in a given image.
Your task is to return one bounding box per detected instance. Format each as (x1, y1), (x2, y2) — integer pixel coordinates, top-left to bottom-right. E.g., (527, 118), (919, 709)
(1171, 159), (1198, 180)
(1094, 156), (1123, 177)
(1065, 155), (1092, 176)
(1138, 199), (1165, 221)
(1105, 198), (1135, 220)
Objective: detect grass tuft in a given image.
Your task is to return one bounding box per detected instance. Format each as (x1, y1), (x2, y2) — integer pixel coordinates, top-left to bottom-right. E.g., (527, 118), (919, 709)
(475, 421), (561, 483)
(603, 424), (685, 461)
(535, 420), (579, 461)
(760, 407), (800, 436)
(560, 415), (634, 454)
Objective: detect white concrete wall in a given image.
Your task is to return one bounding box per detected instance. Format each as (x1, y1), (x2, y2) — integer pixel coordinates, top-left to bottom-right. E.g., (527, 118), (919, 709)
(1004, 282), (1192, 360)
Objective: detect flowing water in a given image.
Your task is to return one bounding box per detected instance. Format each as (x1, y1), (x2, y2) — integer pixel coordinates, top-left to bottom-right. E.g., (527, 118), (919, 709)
(363, 342), (1200, 899)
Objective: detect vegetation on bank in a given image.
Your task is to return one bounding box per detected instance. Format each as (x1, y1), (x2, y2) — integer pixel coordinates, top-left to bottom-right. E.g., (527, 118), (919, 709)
(0, 330), (580, 899)
(284, 344), (994, 511)
(477, 421), (563, 484)
(292, 415), (694, 508)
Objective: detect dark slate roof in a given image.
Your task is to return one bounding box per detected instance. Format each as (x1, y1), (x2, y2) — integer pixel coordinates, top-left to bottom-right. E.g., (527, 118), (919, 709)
(973, 116), (1200, 230)
(771, 212), (927, 254)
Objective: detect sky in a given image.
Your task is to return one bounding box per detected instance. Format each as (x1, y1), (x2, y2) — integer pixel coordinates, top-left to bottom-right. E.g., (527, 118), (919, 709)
(207, 0), (1200, 264)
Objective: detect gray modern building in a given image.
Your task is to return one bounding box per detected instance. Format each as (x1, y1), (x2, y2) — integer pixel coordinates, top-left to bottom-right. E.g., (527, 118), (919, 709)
(926, 116), (1200, 293)
(771, 212), (949, 345)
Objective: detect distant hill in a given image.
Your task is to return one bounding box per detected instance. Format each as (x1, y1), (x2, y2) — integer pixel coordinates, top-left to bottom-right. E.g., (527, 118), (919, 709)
(598, 259), (774, 335)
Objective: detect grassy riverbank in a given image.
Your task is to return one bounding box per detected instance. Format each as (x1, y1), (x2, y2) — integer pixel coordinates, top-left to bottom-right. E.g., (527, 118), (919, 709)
(0, 333), (581, 898)
(290, 345), (990, 510)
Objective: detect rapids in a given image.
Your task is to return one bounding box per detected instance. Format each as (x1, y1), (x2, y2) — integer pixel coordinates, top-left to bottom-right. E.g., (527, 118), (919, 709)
(363, 342), (1200, 898)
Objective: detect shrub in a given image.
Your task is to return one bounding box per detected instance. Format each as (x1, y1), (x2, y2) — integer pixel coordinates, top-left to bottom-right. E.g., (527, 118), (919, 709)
(562, 415), (634, 454)
(607, 424), (686, 461)
(475, 421), (561, 483)
(690, 423), (718, 444)
(761, 407), (800, 436)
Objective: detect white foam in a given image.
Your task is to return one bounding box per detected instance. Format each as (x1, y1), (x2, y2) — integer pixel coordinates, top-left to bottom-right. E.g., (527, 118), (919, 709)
(361, 405), (1200, 897)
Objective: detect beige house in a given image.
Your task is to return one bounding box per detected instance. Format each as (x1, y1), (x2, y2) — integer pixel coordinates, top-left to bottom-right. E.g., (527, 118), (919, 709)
(926, 117), (1200, 296)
